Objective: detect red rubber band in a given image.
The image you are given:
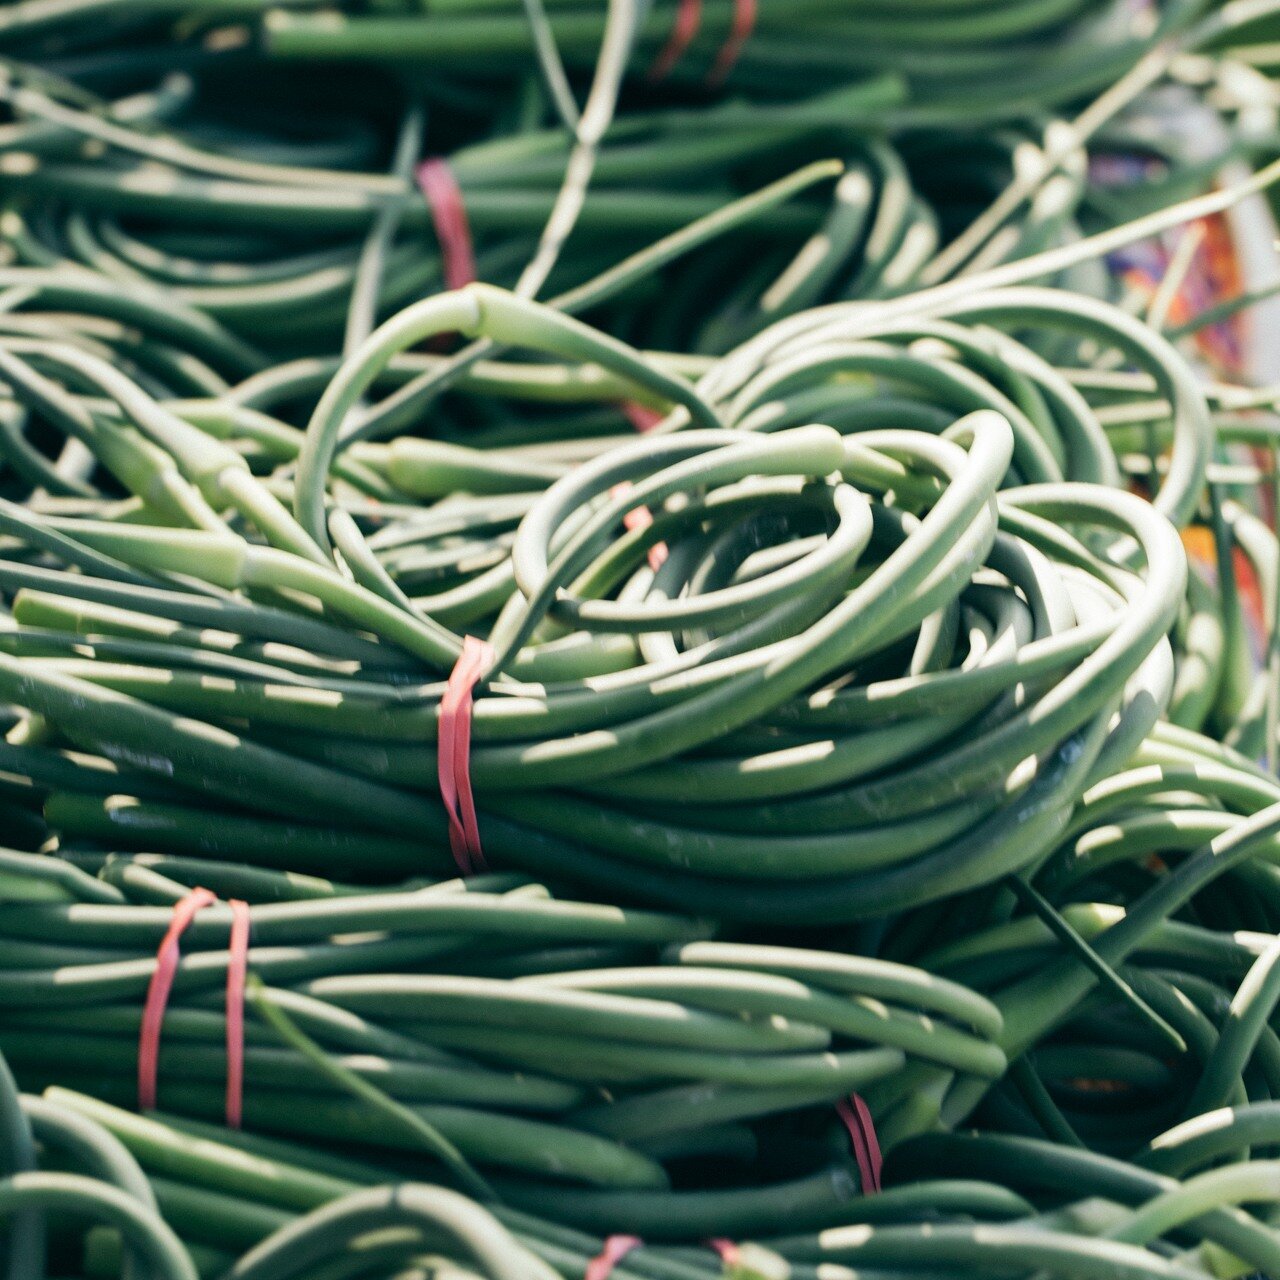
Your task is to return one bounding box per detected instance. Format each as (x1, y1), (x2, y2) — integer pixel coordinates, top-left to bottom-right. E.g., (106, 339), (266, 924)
(224, 898), (250, 1129)
(706, 1239), (741, 1265)
(610, 482), (668, 571)
(417, 158), (477, 292)
(586, 1234), (643, 1280)
(621, 402), (663, 433)
(707, 0), (756, 86)
(138, 887), (216, 1112)
(648, 0), (701, 81)
(439, 636), (494, 876)
(836, 1093), (883, 1194)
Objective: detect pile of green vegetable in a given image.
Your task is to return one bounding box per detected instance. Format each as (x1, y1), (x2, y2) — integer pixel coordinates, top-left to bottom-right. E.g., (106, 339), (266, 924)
(8, 1), (1280, 1278)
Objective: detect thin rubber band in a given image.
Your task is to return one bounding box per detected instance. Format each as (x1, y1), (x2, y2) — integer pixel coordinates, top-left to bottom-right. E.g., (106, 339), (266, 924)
(439, 635), (494, 875)
(416, 158), (477, 291)
(614, 408), (666, 566)
(836, 1093), (883, 1193)
(706, 1238), (741, 1265)
(648, 0), (701, 81)
(138, 887), (216, 1112)
(610, 482), (668, 571)
(586, 1234), (643, 1280)
(707, 0), (756, 85)
(623, 504), (655, 536)
(621, 402), (662, 433)
(224, 898), (250, 1129)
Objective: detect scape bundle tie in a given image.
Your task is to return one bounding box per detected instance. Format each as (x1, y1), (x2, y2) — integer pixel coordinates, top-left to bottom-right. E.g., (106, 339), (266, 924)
(439, 635), (494, 875)
(224, 898), (251, 1128)
(708, 0), (756, 85)
(614, 397), (667, 567)
(707, 1239), (741, 1265)
(139, 888), (251, 1127)
(648, 0), (755, 86)
(647, 0), (699, 81)
(585, 1234), (643, 1280)
(416, 158), (477, 291)
(620, 402), (662, 433)
(835, 1092), (883, 1194)
(610, 482), (668, 571)
(587, 1235), (741, 1278)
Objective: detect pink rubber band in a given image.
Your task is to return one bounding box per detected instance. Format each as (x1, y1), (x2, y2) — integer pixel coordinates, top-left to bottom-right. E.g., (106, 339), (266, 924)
(648, 0), (701, 81)
(836, 1093), (882, 1194)
(610, 482), (668, 571)
(707, 0), (756, 85)
(417, 158), (477, 291)
(439, 636), (494, 875)
(224, 898), (250, 1129)
(138, 887), (216, 1112)
(621, 402), (663, 433)
(586, 1234), (643, 1280)
(706, 1239), (741, 1265)
(623, 504), (655, 536)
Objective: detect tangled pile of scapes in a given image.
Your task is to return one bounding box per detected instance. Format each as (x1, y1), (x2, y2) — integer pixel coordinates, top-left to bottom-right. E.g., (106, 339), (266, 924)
(15, 0), (1280, 1276)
